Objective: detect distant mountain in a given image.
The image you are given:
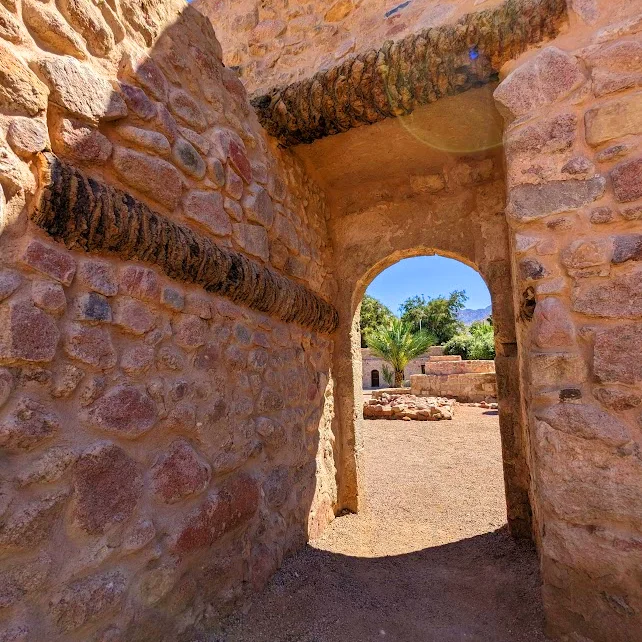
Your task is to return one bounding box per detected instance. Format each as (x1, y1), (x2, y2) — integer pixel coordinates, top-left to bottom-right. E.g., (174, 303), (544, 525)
(458, 305), (492, 326)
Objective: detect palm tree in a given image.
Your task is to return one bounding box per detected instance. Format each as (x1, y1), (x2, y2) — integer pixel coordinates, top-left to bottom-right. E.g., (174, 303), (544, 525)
(367, 318), (436, 387)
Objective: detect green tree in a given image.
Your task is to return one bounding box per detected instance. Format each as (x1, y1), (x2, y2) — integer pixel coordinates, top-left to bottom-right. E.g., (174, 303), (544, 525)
(443, 319), (495, 360)
(367, 318), (435, 387)
(360, 295), (394, 348)
(399, 290), (468, 344)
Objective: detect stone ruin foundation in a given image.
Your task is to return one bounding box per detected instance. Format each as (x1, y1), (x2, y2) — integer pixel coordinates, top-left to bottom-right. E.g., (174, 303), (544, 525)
(0, 0), (640, 640)
(363, 392), (455, 421)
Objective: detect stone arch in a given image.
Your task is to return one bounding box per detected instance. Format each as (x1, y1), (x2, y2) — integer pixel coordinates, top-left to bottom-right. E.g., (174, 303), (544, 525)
(329, 172), (532, 538)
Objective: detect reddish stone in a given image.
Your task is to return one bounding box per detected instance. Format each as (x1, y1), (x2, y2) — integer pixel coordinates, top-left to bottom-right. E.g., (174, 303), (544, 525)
(120, 345), (154, 375)
(77, 260), (118, 296)
(49, 570), (126, 633)
(494, 47), (585, 120)
(243, 187), (274, 228)
(156, 345), (186, 371)
(0, 300), (60, 364)
(113, 297), (155, 335)
(169, 89), (206, 131)
(173, 314), (207, 349)
(573, 267), (642, 318)
(532, 298), (574, 348)
(118, 82), (156, 120)
(228, 140), (252, 184)
(22, 240), (76, 285)
(612, 235), (642, 264)
(130, 57), (167, 101)
(165, 402), (196, 432)
(64, 323), (116, 369)
(172, 473), (259, 553)
(172, 138), (206, 179)
(85, 385), (157, 438)
(0, 397), (59, 452)
(32, 281), (66, 315)
(536, 403), (631, 447)
(0, 270), (20, 302)
(225, 165), (243, 200)
(185, 295), (211, 319)
(120, 265), (160, 301)
(72, 443), (142, 534)
(0, 491), (67, 549)
(594, 323), (642, 384)
(151, 440), (210, 504)
(594, 387), (642, 412)
(183, 190), (231, 237)
(611, 157), (642, 203)
(0, 553), (51, 609)
(0, 368), (12, 409)
(53, 117), (112, 166)
(193, 343), (219, 371)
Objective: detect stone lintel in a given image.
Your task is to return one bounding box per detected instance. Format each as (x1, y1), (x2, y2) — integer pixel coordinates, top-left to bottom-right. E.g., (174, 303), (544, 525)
(251, 0), (568, 147)
(32, 154), (339, 334)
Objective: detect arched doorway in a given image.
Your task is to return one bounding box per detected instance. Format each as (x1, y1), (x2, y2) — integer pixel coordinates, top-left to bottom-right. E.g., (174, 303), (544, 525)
(371, 369), (380, 388)
(327, 153), (532, 539)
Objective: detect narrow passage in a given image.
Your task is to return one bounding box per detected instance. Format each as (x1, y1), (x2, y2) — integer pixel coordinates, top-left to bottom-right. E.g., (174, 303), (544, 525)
(220, 407), (548, 642)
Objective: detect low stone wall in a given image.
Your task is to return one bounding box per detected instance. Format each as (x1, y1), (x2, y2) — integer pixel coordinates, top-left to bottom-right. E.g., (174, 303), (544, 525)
(411, 372), (497, 403)
(423, 359), (496, 376)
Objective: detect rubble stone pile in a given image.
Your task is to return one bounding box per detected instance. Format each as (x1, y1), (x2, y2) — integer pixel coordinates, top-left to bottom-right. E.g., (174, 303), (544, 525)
(363, 393), (454, 421)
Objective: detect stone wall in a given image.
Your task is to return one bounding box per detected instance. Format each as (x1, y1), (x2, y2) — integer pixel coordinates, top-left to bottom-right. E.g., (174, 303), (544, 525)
(411, 372), (497, 402)
(361, 346), (443, 388)
(495, 13), (642, 641)
(0, 1), (338, 640)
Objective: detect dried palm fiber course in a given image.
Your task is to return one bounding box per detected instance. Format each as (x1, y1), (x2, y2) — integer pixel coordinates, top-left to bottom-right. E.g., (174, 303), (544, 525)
(31, 153), (339, 333)
(252, 0), (568, 146)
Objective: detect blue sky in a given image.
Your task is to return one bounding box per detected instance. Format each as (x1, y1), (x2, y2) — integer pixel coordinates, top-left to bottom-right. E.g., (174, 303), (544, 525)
(366, 256), (491, 314)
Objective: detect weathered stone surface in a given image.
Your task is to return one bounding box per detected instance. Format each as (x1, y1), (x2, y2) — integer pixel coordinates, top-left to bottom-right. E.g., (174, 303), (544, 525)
(172, 138), (206, 179)
(32, 280), (66, 315)
(587, 41), (642, 96)
(120, 265), (160, 302)
(115, 125), (170, 156)
(120, 344), (154, 375)
(85, 385), (157, 438)
(127, 55), (167, 101)
(118, 82), (156, 120)
(113, 147), (182, 210)
(229, 140), (252, 184)
(0, 553), (51, 609)
(33, 156), (339, 333)
(585, 92), (642, 147)
(0, 4), (23, 43)
(208, 157), (225, 187)
(594, 386), (642, 411)
(64, 323), (116, 368)
(184, 190), (231, 237)
(22, 239), (76, 285)
(22, 0), (86, 58)
(573, 267), (642, 318)
(561, 238), (612, 275)
(15, 445), (78, 486)
(77, 260), (117, 297)
(530, 352), (588, 388)
(49, 570), (126, 633)
(0, 42), (47, 116)
(536, 402), (631, 447)
(611, 157), (642, 203)
(532, 297), (574, 348)
(113, 297), (155, 335)
(37, 57), (127, 123)
(151, 440), (210, 504)
(0, 491), (66, 549)
(74, 292), (111, 322)
(243, 187), (274, 228)
(495, 47), (585, 121)
(519, 258), (548, 281)
(0, 270), (20, 302)
(161, 286), (184, 311)
(172, 473), (259, 553)
(169, 90), (206, 131)
(612, 234), (642, 264)
(508, 177), (606, 220)
(225, 165), (244, 200)
(7, 118), (47, 157)
(589, 206), (614, 224)
(253, 0), (567, 145)
(53, 117), (112, 165)
(0, 300), (59, 364)
(594, 324), (642, 384)
(234, 223), (269, 261)
(0, 368), (12, 409)
(72, 442), (142, 534)
(57, 0), (114, 57)
(0, 397), (59, 452)
(173, 314), (207, 349)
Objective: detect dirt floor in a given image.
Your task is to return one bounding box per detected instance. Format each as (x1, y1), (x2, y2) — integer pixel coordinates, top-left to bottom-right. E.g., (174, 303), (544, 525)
(218, 406), (549, 642)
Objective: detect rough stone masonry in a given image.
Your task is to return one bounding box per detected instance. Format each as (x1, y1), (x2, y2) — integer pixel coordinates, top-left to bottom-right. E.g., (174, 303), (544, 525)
(0, 0), (641, 641)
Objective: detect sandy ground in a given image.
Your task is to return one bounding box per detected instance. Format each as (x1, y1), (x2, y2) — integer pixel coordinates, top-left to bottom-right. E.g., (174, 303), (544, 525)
(218, 406), (549, 642)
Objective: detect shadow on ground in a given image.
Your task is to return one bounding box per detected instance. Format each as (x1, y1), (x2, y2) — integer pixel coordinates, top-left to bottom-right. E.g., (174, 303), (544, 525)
(216, 526), (548, 642)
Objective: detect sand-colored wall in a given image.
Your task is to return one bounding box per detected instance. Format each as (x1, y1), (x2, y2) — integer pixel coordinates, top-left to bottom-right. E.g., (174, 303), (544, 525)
(0, 2), (338, 639)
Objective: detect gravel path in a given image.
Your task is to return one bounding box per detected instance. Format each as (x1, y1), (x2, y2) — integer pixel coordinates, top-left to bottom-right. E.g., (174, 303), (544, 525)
(218, 406), (549, 642)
